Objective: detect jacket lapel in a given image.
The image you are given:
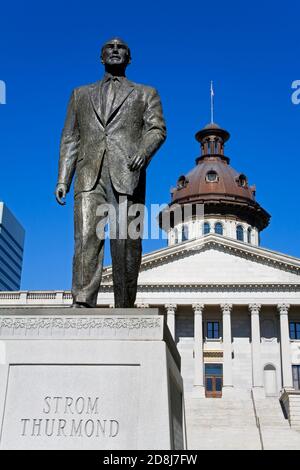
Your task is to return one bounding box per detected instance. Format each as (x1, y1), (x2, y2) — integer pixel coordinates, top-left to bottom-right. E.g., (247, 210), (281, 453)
(89, 80), (105, 127)
(106, 79), (134, 124)
(89, 78), (135, 126)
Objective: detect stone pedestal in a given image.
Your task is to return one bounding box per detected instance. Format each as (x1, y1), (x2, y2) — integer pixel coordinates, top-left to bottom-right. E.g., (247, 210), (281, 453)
(0, 308), (185, 450)
(280, 389), (300, 430)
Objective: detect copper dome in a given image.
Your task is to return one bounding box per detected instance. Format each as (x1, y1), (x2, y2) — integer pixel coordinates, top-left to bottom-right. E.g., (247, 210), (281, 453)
(168, 123), (270, 231)
(172, 155), (256, 204)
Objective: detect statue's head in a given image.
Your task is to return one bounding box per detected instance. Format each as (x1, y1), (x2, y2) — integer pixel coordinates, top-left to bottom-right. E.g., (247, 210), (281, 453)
(101, 37), (131, 68)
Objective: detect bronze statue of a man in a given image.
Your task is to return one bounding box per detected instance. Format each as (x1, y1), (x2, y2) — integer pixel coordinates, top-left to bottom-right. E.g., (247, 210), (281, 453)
(55, 38), (166, 308)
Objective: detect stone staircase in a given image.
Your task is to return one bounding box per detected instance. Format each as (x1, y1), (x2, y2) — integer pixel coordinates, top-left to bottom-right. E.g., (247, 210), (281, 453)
(253, 396), (300, 450)
(185, 391), (300, 450)
(185, 392), (261, 450)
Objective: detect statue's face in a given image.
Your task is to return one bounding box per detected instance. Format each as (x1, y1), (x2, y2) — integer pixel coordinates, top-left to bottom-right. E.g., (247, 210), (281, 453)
(101, 39), (130, 67)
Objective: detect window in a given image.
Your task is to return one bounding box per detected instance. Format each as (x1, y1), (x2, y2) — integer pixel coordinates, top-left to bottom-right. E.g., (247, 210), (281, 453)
(176, 175), (188, 190)
(207, 321), (220, 339)
(236, 225), (244, 242)
(293, 365), (300, 390)
(264, 364), (277, 396)
(247, 227), (252, 244)
(203, 222), (211, 235)
(289, 322), (300, 340)
(206, 171), (218, 183)
(205, 364), (223, 398)
(237, 174), (247, 187)
(215, 222), (223, 235)
(182, 225), (188, 242)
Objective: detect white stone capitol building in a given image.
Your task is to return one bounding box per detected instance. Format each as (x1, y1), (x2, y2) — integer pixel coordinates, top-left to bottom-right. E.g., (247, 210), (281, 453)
(1, 121), (300, 450)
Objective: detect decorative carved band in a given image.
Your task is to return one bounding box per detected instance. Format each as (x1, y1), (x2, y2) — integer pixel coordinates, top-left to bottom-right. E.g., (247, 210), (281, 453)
(203, 351), (223, 358)
(0, 316), (162, 337)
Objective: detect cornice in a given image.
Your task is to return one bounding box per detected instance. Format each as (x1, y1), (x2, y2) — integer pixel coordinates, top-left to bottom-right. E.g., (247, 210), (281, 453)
(98, 283), (300, 293)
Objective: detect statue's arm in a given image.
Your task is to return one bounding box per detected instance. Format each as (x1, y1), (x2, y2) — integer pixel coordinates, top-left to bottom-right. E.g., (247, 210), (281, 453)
(129, 88), (166, 171)
(140, 88), (167, 166)
(56, 90), (80, 204)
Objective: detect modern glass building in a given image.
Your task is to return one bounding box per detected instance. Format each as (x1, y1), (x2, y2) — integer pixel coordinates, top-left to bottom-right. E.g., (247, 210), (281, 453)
(0, 203), (25, 290)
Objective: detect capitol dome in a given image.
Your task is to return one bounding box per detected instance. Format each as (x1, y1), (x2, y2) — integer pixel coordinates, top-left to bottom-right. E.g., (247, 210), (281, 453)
(160, 121), (270, 246)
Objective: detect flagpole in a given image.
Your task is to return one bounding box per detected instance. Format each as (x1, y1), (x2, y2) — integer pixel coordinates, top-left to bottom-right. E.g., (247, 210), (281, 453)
(210, 81), (214, 123)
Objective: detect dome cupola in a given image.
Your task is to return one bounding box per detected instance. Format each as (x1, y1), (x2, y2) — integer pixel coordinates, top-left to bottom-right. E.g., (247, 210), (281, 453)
(195, 121), (230, 162)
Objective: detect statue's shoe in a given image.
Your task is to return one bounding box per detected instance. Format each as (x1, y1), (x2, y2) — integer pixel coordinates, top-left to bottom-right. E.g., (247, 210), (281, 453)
(71, 302), (91, 308)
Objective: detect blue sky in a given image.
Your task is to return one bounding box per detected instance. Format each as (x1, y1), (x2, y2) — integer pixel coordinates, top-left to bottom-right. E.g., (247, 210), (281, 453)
(0, 0), (299, 290)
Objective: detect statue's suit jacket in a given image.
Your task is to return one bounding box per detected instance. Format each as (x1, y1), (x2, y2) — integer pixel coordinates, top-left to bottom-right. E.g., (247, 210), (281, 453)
(58, 78), (166, 196)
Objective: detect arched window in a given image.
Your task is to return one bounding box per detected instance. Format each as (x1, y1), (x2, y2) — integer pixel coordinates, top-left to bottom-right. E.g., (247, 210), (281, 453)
(264, 364), (277, 397)
(182, 225), (189, 242)
(236, 225), (244, 242)
(247, 227), (252, 244)
(206, 171), (218, 183)
(237, 174), (248, 187)
(174, 228), (178, 244)
(203, 222), (211, 235)
(214, 222), (223, 235)
(176, 175), (188, 190)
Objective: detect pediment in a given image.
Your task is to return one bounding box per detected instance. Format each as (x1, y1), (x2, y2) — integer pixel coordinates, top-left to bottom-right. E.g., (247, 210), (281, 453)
(102, 235), (300, 286)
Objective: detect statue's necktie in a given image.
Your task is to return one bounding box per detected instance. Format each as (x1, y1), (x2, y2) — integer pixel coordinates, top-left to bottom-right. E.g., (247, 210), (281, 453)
(103, 78), (119, 122)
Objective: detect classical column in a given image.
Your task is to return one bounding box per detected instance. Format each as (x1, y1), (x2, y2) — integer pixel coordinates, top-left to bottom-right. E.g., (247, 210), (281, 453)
(192, 303), (205, 394)
(278, 303), (293, 389)
(165, 304), (177, 339)
(249, 303), (263, 388)
(221, 303), (233, 389)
